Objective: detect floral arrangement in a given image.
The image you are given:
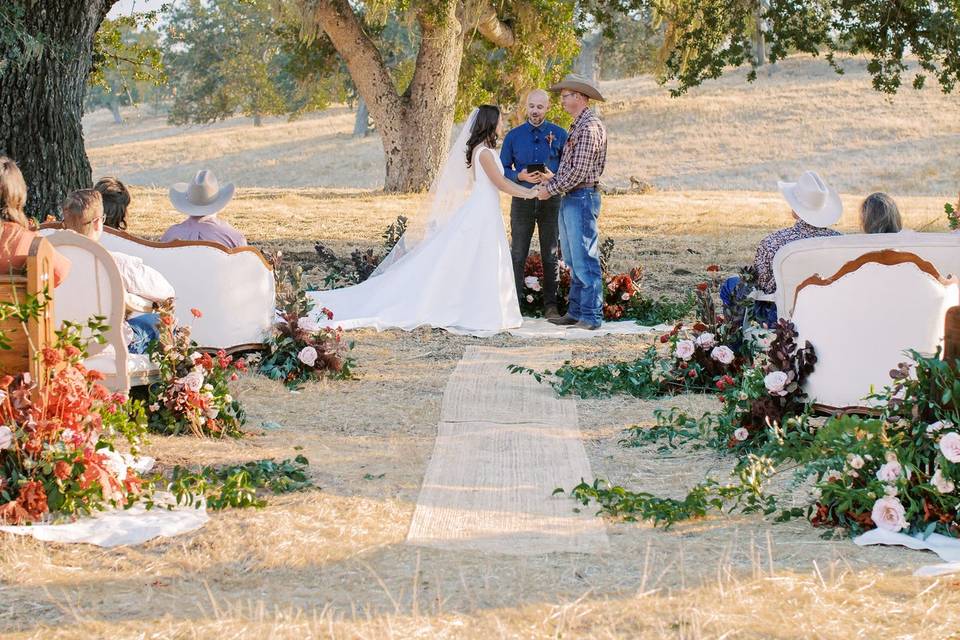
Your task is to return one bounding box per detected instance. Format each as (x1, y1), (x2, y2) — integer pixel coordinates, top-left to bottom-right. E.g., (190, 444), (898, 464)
(519, 252), (571, 316)
(314, 215), (407, 287)
(147, 305), (247, 438)
(257, 254), (355, 388)
(602, 269), (643, 320)
(0, 317), (149, 524)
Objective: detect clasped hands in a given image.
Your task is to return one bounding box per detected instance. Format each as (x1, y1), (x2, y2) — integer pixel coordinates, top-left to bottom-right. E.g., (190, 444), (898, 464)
(519, 167), (554, 200)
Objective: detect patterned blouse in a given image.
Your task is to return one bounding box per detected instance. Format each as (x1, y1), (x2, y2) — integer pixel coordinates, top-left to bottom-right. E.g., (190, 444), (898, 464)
(543, 107), (607, 196)
(754, 220), (841, 293)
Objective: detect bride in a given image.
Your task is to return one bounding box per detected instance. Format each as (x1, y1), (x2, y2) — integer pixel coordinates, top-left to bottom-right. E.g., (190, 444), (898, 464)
(307, 105), (539, 333)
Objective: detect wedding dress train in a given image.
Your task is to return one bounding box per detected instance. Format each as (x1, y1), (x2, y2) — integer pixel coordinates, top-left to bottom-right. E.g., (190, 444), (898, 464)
(306, 145), (522, 333)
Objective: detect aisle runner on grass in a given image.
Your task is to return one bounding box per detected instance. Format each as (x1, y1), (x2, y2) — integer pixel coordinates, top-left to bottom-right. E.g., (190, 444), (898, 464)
(407, 346), (609, 554)
(450, 318), (673, 339)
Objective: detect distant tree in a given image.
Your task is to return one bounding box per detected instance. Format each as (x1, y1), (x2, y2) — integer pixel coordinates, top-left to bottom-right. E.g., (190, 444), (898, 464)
(165, 0), (344, 126)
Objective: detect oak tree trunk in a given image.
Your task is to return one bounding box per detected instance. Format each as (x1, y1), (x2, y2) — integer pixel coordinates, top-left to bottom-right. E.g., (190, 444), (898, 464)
(0, 1), (117, 219)
(352, 97), (370, 137)
(300, 0), (464, 192)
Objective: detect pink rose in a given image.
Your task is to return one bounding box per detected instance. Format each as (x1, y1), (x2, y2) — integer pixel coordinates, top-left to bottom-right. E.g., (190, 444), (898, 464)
(876, 461), (902, 483)
(711, 345), (735, 365)
(939, 432), (960, 463)
(764, 371), (789, 395)
(0, 425), (12, 450)
(674, 340), (695, 361)
(177, 370), (204, 393)
(695, 332), (716, 349)
(870, 496), (908, 532)
(931, 468), (955, 494)
(298, 346), (318, 367)
(733, 427), (749, 441)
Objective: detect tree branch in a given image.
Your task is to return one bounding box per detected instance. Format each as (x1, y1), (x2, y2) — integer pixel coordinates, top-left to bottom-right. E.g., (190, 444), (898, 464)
(466, 0), (515, 48)
(294, 0), (402, 118)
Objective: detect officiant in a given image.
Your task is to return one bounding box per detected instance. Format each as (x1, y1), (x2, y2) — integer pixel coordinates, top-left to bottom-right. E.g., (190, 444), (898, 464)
(501, 89), (568, 320)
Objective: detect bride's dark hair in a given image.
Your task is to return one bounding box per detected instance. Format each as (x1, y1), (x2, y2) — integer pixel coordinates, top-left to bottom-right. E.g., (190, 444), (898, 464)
(465, 105), (501, 168)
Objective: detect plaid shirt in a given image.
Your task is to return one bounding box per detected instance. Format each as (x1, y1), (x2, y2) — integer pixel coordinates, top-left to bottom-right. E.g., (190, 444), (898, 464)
(544, 108), (607, 196)
(754, 220), (841, 293)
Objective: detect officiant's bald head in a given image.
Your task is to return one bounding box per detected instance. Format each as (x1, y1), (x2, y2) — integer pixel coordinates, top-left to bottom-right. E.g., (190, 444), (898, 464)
(525, 89), (550, 126)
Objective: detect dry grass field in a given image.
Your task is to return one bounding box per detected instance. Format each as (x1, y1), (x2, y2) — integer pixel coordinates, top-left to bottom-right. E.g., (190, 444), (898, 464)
(3, 56), (960, 639)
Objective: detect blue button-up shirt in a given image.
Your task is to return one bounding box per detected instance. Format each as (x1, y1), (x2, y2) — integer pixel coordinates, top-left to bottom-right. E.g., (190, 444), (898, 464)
(500, 120), (568, 188)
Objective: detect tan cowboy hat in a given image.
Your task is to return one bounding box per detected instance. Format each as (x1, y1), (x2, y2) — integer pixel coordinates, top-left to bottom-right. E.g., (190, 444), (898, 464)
(777, 170), (842, 228)
(169, 169), (235, 217)
(549, 73), (606, 102)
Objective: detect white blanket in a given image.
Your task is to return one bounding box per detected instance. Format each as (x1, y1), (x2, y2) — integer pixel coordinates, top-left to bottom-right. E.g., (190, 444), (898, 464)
(854, 528), (960, 576)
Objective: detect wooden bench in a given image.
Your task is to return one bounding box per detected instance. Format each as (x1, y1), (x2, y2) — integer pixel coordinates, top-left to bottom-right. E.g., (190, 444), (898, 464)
(0, 236), (56, 382)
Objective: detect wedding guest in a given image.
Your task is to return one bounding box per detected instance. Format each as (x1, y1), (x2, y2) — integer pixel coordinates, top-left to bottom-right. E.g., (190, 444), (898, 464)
(859, 192), (902, 234)
(160, 170), (246, 248)
(501, 89), (568, 319)
(720, 170), (842, 324)
(0, 156), (71, 286)
(94, 176), (131, 231)
(61, 189), (175, 353)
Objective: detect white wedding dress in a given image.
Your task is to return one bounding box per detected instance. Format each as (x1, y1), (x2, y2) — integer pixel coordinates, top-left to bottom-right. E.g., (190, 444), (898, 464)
(307, 144), (522, 333)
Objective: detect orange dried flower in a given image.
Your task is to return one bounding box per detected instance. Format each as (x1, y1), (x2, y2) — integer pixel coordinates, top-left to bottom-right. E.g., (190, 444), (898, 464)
(190, 308), (203, 318)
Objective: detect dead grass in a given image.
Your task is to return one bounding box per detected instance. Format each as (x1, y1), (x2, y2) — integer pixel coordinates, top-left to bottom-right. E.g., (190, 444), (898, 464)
(2, 57), (958, 639)
(84, 55), (960, 196)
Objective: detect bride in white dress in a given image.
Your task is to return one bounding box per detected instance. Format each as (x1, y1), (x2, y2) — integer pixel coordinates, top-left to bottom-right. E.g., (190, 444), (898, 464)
(307, 106), (539, 333)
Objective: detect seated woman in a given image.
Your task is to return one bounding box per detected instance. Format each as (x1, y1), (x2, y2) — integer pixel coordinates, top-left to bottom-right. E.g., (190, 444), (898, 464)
(94, 176), (131, 231)
(0, 156), (71, 285)
(859, 192), (902, 234)
(720, 171), (842, 326)
(61, 190), (175, 354)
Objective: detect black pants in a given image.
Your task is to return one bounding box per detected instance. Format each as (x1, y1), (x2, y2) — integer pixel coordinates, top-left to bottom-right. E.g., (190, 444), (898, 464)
(510, 195), (561, 307)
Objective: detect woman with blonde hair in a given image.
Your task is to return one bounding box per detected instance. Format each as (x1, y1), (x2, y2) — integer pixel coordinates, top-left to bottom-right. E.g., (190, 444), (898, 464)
(0, 156), (70, 285)
(859, 192), (903, 234)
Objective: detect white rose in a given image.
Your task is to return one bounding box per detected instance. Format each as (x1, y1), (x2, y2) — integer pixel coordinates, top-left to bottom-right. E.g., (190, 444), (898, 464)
(848, 454), (865, 470)
(939, 432), (960, 463)
(224, 394), (233, 403)
(674, 340), (695, 361)
(733, 427), (749, 441)
(764, 371), (789, 395)
(189, 352), (202, 363)
(932, 468), (956, 494)
(695, 332), (716, 349)
(711, 345), (735, 365)
(60, 428), (75, 443)
(0, 425), (13, 450)
(298, 346), (318, 367)
(524, 276), (539, 289)
(205, 407), (220, 419)
(621, 292), (630, 301)
(177, 370), (204, 393)
(526, 295), (534, 302)
(876, 461), (902, 483)
(148, 403), (160, 412)
(100, 448), (127, 483)
(871, 496), (908, 532)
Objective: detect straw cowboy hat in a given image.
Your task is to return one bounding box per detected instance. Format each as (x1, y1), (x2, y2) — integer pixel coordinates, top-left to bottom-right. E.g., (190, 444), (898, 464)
(549, 73), (606, 102)
(169, 169), (235, 217)
(777, 170), (842, 228)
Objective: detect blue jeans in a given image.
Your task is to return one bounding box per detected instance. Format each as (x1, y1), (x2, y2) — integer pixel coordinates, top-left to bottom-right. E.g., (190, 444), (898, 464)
(719, 276), (778, 327)
(559, 188), (603, 325)
(127, 313), (160, 354)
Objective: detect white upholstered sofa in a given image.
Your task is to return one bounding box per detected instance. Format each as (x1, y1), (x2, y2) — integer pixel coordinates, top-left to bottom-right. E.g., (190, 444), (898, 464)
(42, 225), (275, 352)
(770, 232), (960, 411)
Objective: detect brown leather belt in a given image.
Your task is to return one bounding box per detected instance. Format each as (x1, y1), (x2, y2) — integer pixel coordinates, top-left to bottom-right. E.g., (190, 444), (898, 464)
(569, 182), (597, 192)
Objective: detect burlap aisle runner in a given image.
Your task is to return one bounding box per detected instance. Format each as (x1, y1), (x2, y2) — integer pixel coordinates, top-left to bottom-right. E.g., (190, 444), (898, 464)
(407, 346), (609, 555)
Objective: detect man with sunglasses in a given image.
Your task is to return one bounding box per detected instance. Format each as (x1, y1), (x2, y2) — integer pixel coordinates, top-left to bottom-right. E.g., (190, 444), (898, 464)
(500, 89), (568, 320)
(538, 74), (608, 331)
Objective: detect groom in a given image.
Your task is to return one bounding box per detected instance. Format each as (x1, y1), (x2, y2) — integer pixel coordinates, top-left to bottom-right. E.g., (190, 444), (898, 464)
(501, 89), (568, 320)
(538, 74), (608, 330)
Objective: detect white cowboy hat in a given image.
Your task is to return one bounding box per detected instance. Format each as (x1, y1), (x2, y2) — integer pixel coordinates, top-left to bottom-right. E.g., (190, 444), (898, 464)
(549, 73), (606, 102)
(777, 170), (842, 228)
(169, 169), (235, 217)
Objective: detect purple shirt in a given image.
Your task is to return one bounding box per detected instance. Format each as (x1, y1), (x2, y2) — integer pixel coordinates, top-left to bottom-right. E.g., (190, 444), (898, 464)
(160, 215), (247, 248)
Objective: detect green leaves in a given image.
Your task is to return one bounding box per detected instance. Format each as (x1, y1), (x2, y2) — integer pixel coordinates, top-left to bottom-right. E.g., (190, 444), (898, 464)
(167, 455), (314, 511)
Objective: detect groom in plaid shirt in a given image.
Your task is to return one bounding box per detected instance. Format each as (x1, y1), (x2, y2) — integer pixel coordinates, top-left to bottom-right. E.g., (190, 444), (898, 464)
(539, 74), (608, 330)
